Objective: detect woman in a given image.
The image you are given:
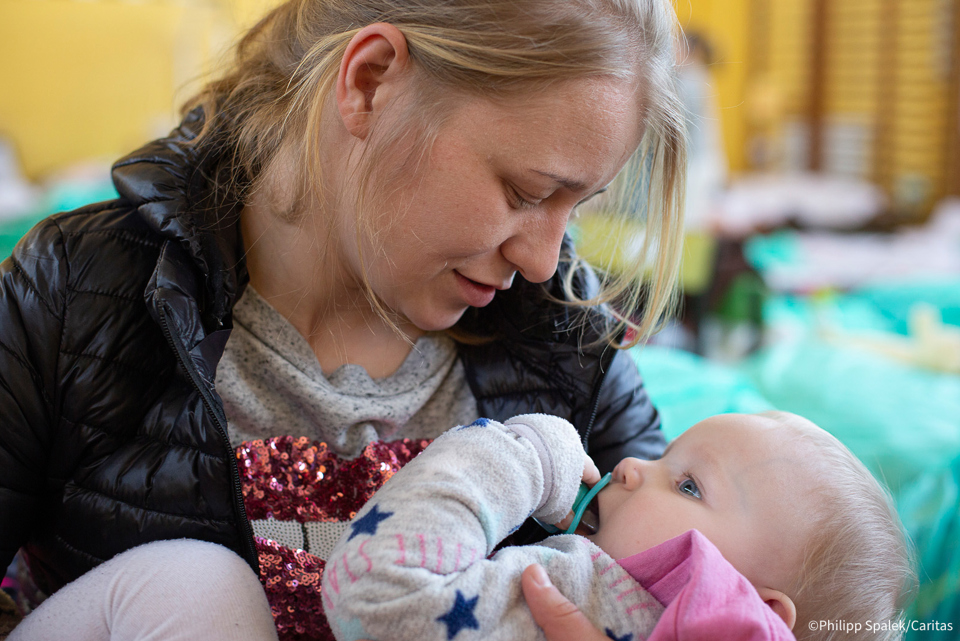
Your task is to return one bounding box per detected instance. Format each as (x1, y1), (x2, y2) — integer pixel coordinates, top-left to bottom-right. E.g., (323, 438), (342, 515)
(1, 0), (686, 638)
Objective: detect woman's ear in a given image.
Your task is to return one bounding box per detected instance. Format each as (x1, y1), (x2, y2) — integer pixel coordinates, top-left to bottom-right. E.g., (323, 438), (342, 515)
(336, 23), (411, 140)
(756, 587), (797, 631)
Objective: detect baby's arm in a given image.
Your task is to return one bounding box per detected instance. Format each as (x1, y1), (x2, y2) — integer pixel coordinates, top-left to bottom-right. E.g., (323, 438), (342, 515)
(321, 415), (589, 641)
(322, 416), (662, 641)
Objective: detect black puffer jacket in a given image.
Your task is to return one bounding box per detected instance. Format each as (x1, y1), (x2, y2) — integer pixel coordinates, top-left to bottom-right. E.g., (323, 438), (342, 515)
(0, 113), (664, 596)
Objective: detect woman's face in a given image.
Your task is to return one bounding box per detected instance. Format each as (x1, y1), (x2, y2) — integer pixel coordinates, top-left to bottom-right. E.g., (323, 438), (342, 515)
(341, 77), (645, 332)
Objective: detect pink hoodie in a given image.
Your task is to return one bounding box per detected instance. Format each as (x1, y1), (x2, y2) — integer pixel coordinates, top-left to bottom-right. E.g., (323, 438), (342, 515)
(617, 530), (796, 641)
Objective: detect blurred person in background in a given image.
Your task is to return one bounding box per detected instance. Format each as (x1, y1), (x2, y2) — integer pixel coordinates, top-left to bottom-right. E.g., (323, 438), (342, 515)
(676, 33), (726, 232)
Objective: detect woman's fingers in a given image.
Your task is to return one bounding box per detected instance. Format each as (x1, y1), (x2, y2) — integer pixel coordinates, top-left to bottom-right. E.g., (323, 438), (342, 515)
(521, 564), (610, 641)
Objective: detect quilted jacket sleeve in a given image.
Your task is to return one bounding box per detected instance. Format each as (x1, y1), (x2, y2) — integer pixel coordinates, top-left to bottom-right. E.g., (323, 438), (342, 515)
(584, 348), (666, 473)
(0, 218), (67, 575)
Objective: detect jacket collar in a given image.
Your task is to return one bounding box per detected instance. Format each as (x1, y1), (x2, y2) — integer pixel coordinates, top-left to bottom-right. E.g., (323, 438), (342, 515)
(112, 108), (247, 330)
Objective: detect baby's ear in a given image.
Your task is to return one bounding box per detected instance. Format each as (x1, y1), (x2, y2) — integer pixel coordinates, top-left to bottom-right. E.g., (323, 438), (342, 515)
(756, 587), (797, 631)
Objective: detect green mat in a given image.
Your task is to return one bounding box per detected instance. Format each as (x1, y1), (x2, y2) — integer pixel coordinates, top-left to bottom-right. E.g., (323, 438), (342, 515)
(631, 345), (772, 441)
(0, 214), (48, 262)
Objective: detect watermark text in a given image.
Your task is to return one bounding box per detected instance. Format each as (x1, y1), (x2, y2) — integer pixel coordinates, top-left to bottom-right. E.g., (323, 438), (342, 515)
(808, 620), (953, 634)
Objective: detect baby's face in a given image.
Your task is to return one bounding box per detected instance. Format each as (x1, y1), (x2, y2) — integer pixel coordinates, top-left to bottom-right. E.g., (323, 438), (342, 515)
(584, 413), (814, 591)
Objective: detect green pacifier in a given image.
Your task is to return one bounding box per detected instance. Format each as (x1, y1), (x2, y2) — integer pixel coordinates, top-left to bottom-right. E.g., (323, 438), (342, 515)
(536, 472), (612, 535)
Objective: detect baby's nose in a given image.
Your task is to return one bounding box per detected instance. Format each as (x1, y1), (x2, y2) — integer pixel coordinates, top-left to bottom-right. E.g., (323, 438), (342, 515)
(614, 458), (647, 491)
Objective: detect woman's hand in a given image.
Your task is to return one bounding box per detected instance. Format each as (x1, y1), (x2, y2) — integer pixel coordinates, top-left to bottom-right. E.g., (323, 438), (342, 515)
(521, 564), (611, 641)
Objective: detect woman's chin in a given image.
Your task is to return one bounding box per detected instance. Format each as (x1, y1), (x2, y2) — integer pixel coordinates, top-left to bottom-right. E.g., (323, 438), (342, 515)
(404, 306), (469, 334)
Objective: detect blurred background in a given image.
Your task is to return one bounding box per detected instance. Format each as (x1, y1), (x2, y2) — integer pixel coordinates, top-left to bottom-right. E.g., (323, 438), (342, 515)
(1, 0), (958, 636)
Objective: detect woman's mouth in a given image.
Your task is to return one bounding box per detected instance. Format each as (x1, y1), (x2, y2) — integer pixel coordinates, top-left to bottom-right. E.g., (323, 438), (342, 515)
(454, 271), (497, 307)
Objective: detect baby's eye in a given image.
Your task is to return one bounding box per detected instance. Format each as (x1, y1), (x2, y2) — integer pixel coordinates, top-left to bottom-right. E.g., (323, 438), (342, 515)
(678, 477), (701, 499)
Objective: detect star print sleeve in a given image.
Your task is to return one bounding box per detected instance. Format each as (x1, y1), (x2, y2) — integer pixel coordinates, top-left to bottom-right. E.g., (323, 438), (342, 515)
(320, 414), (593, 640)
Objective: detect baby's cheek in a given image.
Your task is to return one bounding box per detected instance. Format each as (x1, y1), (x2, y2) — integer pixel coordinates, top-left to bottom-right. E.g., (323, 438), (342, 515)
(629, 510), (705, 556)
(591, 520), (665, 561)
(691, 522), (770, 584)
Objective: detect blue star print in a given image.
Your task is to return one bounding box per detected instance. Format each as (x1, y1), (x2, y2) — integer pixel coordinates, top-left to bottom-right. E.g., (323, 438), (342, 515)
(605, 629), (633, 641)
(348, 504), (393, 541)
(436, 590), (481, 639)
(457, 417), (492, 431)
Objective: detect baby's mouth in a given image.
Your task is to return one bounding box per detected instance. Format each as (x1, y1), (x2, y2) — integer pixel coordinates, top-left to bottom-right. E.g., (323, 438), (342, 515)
(574, 494), (601, 536)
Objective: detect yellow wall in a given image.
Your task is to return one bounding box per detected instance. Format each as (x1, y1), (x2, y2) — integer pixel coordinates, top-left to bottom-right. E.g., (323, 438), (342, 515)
(0, 0), (247, 180)
(765, 0), (953, 210)
(886, 0), (951, 208)
(1, 0), (750, 180)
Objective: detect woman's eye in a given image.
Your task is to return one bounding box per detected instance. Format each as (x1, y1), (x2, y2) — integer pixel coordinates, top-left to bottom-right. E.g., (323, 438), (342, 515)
(508, 186), (541, 209)
(678, 477), (701, 499)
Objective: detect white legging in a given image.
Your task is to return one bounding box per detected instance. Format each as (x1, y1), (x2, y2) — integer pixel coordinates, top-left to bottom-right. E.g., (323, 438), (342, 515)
(9, 539), (279, 641)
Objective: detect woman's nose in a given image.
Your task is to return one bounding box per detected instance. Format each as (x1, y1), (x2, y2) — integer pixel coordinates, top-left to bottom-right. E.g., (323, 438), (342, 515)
(498, 207), (570, 284)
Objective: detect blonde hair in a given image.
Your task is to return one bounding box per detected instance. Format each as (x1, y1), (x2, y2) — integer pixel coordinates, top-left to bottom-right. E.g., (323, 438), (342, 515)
(184, 0), (686, 346)
(759, 412), (917, 641)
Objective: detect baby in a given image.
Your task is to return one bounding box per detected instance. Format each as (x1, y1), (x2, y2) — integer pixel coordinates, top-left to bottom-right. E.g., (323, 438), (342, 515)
(321, 412), (914, 641)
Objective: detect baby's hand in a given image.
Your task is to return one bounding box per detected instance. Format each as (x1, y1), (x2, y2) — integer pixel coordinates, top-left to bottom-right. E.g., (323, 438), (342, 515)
(581, 456), (601, 487)
(553, 456), (600, 531)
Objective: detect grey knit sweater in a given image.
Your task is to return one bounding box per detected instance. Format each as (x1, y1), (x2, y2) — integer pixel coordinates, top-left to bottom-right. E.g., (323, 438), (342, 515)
(216, 286), (478, 457)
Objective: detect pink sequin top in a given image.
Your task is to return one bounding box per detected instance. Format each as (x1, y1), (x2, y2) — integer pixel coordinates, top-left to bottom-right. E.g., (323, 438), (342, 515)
(236, 436), (431, 641)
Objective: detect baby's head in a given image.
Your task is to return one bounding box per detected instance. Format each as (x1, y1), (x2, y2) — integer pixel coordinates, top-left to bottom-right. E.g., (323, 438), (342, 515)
(584, 411), (915, 639)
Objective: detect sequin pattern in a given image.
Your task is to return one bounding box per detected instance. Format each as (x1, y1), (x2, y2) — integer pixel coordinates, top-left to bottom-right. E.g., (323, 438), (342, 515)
(237, 436), (430, 640)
